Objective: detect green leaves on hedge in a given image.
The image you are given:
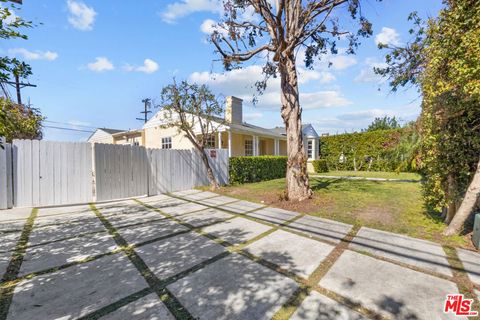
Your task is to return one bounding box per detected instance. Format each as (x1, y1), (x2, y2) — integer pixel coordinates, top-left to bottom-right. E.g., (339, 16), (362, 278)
(319, 128), (417, 172)
(229, 156), (287, 184)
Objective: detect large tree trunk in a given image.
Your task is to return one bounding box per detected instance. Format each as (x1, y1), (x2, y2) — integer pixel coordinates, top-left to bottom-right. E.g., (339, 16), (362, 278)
(199, 148), (219, 191)
(444, 174), (457, 224)
(279, 55), (312, 201)
(444, 157), (480, 236)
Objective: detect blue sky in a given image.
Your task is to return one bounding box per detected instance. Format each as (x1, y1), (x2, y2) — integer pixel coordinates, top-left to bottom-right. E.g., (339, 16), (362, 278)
(1, 0), (444, 141)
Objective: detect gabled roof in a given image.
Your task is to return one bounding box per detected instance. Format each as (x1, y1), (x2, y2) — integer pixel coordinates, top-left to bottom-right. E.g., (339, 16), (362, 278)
(268, 124), (319, 138)
(98, 128), (125, 134)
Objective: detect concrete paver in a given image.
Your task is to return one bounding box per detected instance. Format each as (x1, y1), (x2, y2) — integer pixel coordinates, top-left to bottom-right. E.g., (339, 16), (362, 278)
(168, 253), (298, 320)
(350, 227), (452, 276)
(36, 204), (92, 219)
(160, 202), (209, 216)
(247, 207), (299, 226)
(319, 250), (459, 320)
(456, 248), (480, 286)
(0, 207), (31, 223)
(20, 232), (118, 275)
(105, 211), (163, 229)
(217, 200), (264, 214)
(287, 215), (353, 243)
(117, 218), (189, 245)
(291, 291), (365, 320)
(29, 218), (106, 244)
(202, 217), (272, 245)
(34, 208), (97, 226)
(8, 253), (148, 320)
(245, 230), (334, 278)
(178, 208), (233, 227)
(170, 189), (203, 197)
(135, 232), (225, 279)
(0, 231), (22, 278)
(101, 293), (175, 320)
(180, 191), (219, 201)
(198, 195), (239, 206)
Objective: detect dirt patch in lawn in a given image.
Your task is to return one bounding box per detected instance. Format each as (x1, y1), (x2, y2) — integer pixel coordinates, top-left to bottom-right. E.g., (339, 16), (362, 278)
(354, 206), (395, 226)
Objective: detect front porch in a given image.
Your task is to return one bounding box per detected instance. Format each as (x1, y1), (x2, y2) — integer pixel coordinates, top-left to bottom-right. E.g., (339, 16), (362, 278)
(215, 131), (287, 158)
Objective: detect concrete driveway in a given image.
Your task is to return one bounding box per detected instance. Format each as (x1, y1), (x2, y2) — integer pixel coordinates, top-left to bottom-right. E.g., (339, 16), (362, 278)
(0, 190), (479, 320)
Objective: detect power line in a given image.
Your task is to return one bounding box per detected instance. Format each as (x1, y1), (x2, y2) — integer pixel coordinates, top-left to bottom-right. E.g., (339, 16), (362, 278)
(43, 125), (94, 133)
(43, 120), (99, 130)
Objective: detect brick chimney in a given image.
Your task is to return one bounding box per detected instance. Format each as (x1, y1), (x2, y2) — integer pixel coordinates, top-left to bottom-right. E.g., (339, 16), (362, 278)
(225, 96), (243, 124)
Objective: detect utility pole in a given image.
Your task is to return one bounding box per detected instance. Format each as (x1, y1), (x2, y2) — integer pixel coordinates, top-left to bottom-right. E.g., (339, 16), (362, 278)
(136, 98), (152, 123)
(1, 78), (36, 105)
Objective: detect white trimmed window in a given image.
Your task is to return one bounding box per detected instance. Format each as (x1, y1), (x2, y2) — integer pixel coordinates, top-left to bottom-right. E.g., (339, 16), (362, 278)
(205, 135), (216, 148)
(307, 140), (313, 159)
(245, 140), (253, 156)
(161, 137), (172, 149)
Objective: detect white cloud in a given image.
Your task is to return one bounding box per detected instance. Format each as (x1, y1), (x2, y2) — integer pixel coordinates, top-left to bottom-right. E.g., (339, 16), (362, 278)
(124, 59), (159, 74)
(328, 55), (357, 70)
(337, 108), (392, 121)
(375, 27), (401, 47)
(200, 19), (217, 34)
(298, 69), (335, 84)
(295, 47), (357, 72)
(189, 65), (350, 110)
(67, 0), (97, 31)
(87, 57), (114, 72)
(244, 112), (263, 122)
(161, 0), (221, 23)
(354, 58), (388, 83)
(8, 48), (58, 61)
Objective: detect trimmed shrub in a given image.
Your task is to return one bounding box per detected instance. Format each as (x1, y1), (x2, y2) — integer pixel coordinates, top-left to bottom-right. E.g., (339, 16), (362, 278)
(312, 159), (329, 173)
(229, 156), (287, 184)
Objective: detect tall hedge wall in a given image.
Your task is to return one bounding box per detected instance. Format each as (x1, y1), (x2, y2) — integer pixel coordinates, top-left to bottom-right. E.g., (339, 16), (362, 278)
(320, 128), (417, 172)
(229, 156), (287, 184)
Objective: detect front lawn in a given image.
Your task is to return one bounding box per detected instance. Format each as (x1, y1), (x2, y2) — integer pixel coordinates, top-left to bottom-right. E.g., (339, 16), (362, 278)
(314, 170), (421, 181)
(212, 177), (468, 248)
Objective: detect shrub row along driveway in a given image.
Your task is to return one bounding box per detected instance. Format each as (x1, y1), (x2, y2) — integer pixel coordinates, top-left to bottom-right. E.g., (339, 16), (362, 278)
(0, 189), (479, 320)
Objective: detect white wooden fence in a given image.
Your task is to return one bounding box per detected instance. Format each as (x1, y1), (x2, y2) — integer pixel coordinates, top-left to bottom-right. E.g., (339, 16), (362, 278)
(0, 139), (228, 209)
(94, 144), (149, 202)
(148, 148), (229, 195)
(0, 139), (13, 210)
(12, 140), (93, 208)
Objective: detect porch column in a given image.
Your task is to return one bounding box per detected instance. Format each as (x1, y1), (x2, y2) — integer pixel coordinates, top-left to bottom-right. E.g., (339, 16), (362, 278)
(217, 131), (222, 149)
(253, 135), (257, 156)
(274, 139), (279, 155)
(311, 139), (316, 160)
(228, 131), (232, 157)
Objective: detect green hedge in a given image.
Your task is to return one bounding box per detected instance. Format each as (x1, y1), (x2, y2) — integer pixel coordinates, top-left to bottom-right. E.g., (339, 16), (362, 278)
(312, 159), (329, 173)
(320, 128), (417, 172)
(229, 156), (287, 184)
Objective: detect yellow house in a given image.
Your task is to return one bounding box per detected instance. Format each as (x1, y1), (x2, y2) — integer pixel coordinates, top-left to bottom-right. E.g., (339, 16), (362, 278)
(142, 96), (321, 170)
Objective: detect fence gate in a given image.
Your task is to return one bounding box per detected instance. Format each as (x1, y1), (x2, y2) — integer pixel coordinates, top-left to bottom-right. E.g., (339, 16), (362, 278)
(94, 144), (149, 201)
(12, 140), (93, 207)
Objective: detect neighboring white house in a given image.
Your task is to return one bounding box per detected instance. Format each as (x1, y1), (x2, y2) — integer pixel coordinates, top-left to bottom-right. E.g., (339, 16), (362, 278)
(88, 128), (145, 146)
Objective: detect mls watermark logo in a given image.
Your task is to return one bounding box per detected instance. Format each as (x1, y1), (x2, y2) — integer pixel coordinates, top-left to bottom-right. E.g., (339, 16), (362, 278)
(444, 294), (478, 317)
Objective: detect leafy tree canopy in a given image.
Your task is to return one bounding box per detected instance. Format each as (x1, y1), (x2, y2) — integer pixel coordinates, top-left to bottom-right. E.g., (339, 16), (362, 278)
(0, 98), (43, 142)
(364, 116), (401, 132)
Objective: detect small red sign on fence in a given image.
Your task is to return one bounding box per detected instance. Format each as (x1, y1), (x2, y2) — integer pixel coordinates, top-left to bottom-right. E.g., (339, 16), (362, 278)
(210, 150), (217, 158)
